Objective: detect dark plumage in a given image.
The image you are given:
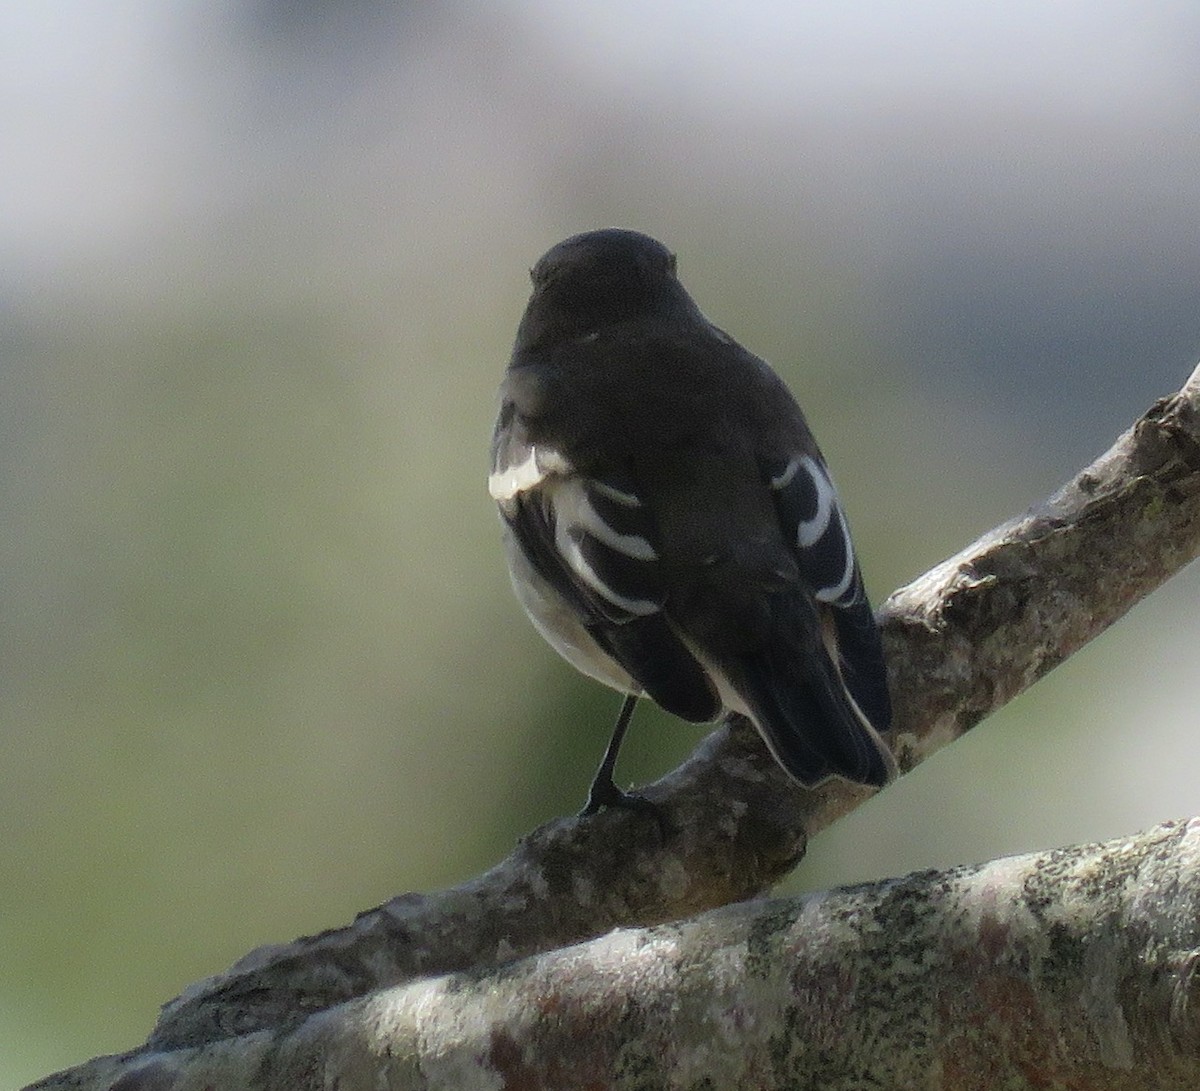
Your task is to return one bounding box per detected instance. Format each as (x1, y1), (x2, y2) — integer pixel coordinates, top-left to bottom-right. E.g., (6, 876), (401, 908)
(489, 229), (895, 811)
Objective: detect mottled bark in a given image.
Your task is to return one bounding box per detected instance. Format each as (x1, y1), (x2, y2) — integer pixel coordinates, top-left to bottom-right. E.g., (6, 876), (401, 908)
(26, 364), (1200, 1090)
(33, 822), (1200, 1091)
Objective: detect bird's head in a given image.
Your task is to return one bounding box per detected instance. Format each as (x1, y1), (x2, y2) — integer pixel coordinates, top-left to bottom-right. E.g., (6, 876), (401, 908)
(515, 229), (697, 353)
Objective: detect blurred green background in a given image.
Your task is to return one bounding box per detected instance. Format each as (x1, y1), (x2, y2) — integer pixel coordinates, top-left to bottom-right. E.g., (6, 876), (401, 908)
(4, 2), (1200, 1085)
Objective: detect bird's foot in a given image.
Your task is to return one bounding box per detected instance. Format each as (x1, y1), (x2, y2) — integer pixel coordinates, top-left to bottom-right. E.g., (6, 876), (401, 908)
(579, 777), (671, 837)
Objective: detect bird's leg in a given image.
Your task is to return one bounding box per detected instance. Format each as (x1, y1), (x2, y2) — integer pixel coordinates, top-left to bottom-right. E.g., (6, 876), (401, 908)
(580, 693), (661, 820)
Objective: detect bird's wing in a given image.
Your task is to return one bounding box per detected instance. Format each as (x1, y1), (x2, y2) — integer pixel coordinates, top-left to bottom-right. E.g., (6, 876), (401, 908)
(490, 401), (719, 722)
(728, 451), (895, 785)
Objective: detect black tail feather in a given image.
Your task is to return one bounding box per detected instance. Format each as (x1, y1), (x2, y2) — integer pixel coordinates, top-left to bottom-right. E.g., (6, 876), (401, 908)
(596, 614), (721, 723)
(726, 596), (894, 788)
(831, 601), (893, 740)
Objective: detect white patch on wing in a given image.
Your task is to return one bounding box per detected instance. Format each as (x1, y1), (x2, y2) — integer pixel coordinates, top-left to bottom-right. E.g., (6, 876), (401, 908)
(796, 456), (836, 547)
(571, 491), (656, 560)
(488, 443), (572, 502)
(812, 508), (856, 605)
(790, 457), (858, 606)
(552, 479), (659, 616)
(769, 457), (801, 491)
(553, 522), (660, 616)
(590, 479), (643, 508)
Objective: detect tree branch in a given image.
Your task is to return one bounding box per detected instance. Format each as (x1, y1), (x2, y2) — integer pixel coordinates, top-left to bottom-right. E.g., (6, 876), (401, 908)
(26, 364), (1200, 1090)
(33, 821), (1200, 1090)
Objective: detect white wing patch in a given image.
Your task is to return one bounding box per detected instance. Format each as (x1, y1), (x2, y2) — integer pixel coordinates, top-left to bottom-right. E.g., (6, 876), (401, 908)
(812, 505), (856, 605)
(769, 458), (801, 490)
(488, 443), (572, 503)
(552, 478), (660, 616)
(795, 456), (836, 548)
(772, 455), (859, 608)
(570, 491), (657, 561)
(589, 478), (643, 508)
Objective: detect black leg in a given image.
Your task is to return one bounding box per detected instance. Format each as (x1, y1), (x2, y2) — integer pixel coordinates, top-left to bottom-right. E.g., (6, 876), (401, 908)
(581, 693), (639, 814)
(579, 694), (670, 833)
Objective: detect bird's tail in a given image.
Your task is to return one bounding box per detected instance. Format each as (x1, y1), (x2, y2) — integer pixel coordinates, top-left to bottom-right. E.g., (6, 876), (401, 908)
(726, 595), (896, 788)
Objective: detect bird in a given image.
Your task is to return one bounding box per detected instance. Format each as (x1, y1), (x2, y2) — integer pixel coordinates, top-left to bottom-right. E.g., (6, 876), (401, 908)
(488, 228), (895, 815)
